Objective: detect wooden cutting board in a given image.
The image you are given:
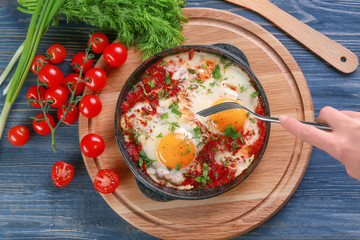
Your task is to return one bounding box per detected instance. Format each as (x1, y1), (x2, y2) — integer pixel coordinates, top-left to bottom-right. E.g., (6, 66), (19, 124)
(79, 7), (313, 239)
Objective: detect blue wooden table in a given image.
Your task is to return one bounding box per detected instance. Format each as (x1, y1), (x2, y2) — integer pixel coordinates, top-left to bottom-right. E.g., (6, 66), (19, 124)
(1, 0), (359, 239)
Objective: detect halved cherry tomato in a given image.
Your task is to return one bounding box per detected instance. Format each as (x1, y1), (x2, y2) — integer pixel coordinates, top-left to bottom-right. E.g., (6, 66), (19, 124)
(30, 55), (50, 74)
(51, 161), (74, 187)
(44, 86), (68, 108)
(93, 169), (119, 194)
(8, 125), (30, 146)
(80, 133), (105, 158)
(84, 68), (107, 91)
(103, 43), (127, 67)
(26, 85), (46, 108)
(32, 113), (55, 135)
(71, 52), (93, 73)
(79, 94), (102, 118)
(57, 104), (79, 125)
(62, 73), (85, 95)
(38, 64), (64, 88)
(46, 44), (66, 64)
(88, 32), (109, 54)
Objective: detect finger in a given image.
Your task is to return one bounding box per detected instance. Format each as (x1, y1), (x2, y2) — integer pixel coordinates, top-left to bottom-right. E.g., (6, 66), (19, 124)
(279, 115), (333, 151)
(317, 106), (352, 131)
(341, 110), (360, 120)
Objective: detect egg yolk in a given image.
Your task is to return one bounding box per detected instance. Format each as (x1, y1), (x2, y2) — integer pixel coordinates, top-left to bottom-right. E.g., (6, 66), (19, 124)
(210, 98), (247, 131)
(157, 133), (196, 169)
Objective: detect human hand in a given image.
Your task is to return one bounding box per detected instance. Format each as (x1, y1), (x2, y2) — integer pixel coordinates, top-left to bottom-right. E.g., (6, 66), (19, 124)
(279, 106), (360, 181)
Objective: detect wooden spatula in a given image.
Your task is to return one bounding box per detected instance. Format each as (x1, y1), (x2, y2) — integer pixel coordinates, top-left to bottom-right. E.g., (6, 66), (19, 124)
(224, 0), (359, 73)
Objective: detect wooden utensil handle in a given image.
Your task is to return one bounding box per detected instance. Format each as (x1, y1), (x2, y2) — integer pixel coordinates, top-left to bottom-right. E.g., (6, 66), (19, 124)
(225, 0), (359, 73)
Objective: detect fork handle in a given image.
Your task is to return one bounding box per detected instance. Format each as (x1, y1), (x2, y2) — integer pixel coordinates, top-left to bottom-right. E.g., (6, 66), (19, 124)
(263, 116), (331, 131)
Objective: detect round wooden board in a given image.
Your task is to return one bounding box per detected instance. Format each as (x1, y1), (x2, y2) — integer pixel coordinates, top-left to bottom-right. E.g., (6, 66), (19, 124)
(79, 8), (313, 239)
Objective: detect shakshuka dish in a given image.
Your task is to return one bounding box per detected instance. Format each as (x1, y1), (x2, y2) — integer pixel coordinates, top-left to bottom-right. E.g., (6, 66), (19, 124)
(120, 50), (267, 191)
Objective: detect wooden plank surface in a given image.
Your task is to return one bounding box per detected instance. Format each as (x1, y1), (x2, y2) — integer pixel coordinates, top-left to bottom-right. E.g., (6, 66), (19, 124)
(0, 0), (359, 239)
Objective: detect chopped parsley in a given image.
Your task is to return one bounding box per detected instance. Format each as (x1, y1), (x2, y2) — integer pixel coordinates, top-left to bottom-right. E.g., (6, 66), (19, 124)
(169, 101), (182, 117)
(212, 64), (221, 79)
(158, 89), (170, 100)
(167, 166), (172, 171)
(138, 150), (156, 169)
(128, 128), (141, 145)
(195, 163), (211, 190)
(160, 112), (169, 119)
(201, 64), (208, 69)
(176, 163), (181, 171)
(141, 85), (148, 95)
(187, 68), (197, 74)
(158, 61), (168, 66)
(249, 118), (255, 124)
(193, 126), (201, 138)
(220, 57), (233, 69)
(148, 80), (156, 88)
(156, 133), (163, 138)
(206, 89), (213, 94)
(165, 72), (171, 85)
(166, 121), (180, 132)
(222, 125), (241, 140)
(209, 82), (216, 87)
(238, 84), (249, 93)
(251, 91), (259, 98)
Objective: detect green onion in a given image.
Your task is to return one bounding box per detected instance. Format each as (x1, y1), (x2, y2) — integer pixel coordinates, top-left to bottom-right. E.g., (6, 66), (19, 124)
(0, 0), (65, 140)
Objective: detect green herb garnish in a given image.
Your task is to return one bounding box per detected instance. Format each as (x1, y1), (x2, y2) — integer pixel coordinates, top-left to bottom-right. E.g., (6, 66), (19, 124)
(212, 64), (221, 79)
(195, 163), (211, 189)
(149, 80), (156, 88)
(165, 72), (171, 85)
(222, 125), (241, 140)
(160, 112), (169, 119)
(138, 150), (156, 168)
(176, 163), (181, 171)
(251, 91), (259, 98)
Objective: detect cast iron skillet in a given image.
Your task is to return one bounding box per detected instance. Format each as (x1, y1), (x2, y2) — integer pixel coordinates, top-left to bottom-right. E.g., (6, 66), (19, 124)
(115, 43), (271, 201)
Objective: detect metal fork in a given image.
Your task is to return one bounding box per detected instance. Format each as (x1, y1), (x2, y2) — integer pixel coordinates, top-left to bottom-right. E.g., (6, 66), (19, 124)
(196, 102), (332, 131)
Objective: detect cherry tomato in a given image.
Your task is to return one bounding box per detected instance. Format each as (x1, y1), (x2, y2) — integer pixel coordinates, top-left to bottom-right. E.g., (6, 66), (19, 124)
(71, 52), (93, 73)
(32, 113), (55, 135)
(26, 85), (46, 108)
(51, 161), (74, 187)
(103, 43), (127, 67)
(93, 169), (119, 194)
(80, 133), (105, 158)
(62, 73), (85, 95)
(46, 44), (66, 64)
(44, 86), (68, 108)
(84, 68), (107, 91)
(38, 64), (64, 88)
(8, 125), (30, 146)
(30, 55), (50, 74)
(88, 32), (109, 54)
(79, 94), (102, 118)
(57, 104), (79, 125)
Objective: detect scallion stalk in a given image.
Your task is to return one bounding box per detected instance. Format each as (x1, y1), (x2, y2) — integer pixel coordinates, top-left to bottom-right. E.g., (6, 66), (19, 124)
(0, 0), (65, 139)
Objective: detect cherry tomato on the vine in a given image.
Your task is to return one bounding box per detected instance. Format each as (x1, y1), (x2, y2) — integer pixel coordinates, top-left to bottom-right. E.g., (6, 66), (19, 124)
(57, 104), (79, 125)
(44, 86), (68, 108)
(32, 113), (55, 135)
(30, 55), (50, 74)
(38, 64), (64, 88)
(79, 94), (102, 118)
(93, 169), (119, 194)
(8, 125), (30, 146)
(103, 43), (127, 67)
(46, 44), (66, 64)
(84, 68), (107, 91)
(51, 161), (74, 187)
(71, 52), (93, 73)
(80, 133), (105, 158)
(26, 85), (46, 108)
(88, 32), (109, 54)
(62, 73), (85, 95)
